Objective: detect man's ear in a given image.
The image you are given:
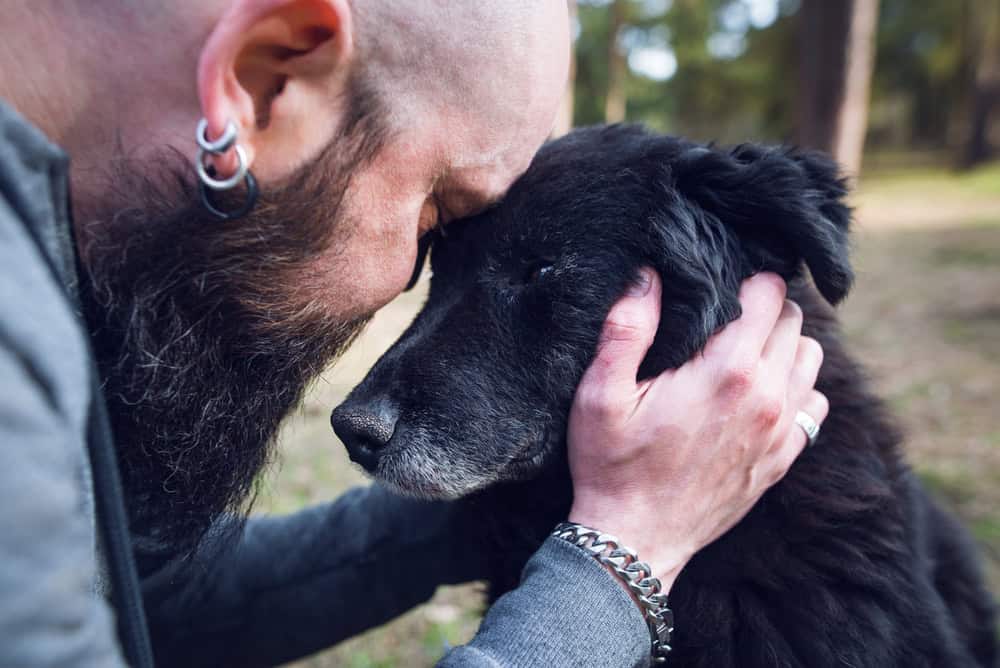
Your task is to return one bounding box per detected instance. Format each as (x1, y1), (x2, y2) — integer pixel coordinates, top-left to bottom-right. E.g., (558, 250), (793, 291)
(197, 0), (353, 180)
(672, 143), (854, 305)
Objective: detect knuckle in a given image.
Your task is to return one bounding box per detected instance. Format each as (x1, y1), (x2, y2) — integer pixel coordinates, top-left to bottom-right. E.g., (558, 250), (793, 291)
(576, 384), (626, 423)
(755, 396), (784, 430)
(768, 458), (791, 486)
(784, 299), (803, 323)
(602, 297), (658, 343)
(754, 272), (788, 301)
(721, 364), (756, 397)
(747, 462), (767, 494)
(814, 391), (831, 420)
(800, 336), (824, 367)
(602, 319), (643, 344)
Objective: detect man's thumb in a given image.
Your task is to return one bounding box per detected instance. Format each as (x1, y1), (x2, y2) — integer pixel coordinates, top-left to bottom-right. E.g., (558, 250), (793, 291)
(585, 268), (662, 393)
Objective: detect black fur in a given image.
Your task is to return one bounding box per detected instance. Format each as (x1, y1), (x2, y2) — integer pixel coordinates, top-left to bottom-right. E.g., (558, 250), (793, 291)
(333, 125), (998, 667)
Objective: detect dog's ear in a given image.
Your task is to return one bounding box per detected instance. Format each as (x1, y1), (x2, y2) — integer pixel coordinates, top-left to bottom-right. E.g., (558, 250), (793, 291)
(671, 143), (853, 305)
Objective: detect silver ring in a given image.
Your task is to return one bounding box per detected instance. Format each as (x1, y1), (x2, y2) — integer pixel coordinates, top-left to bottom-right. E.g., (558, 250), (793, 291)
(196, 118), (238, 155)
(196, 144), (249, 191)
(794, 410), (821, 447)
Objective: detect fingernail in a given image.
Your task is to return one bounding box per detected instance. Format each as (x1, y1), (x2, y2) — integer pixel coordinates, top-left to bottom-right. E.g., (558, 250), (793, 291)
(627, 269), (652, 297)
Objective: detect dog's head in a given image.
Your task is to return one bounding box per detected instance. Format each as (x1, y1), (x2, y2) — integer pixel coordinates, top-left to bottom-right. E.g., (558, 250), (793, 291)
(332, 125), (852, 499)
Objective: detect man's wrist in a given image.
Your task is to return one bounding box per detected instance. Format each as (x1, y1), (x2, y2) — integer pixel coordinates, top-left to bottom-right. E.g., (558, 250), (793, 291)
(568, 506), (690, 590)
(551, 522), (675, 663)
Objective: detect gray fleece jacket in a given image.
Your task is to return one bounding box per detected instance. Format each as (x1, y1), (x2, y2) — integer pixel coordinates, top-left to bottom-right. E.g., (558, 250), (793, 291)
(0, 99), (650, 667)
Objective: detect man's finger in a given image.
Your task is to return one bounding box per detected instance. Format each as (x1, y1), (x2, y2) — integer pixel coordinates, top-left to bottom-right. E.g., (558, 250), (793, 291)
(768, 337), (825, 459)
(786, 336), (824, 407)
(761, 300), (804, 378)
(774, 389), (830, 471)
(704, 272), (787, 364)
(579, 268), (662, 398)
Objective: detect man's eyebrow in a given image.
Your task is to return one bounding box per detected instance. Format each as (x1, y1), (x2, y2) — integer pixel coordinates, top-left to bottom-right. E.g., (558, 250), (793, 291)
(437, 182), (506, 219)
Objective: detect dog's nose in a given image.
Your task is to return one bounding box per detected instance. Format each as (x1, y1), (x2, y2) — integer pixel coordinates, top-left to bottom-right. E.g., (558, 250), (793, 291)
(331, 401), (399, 471)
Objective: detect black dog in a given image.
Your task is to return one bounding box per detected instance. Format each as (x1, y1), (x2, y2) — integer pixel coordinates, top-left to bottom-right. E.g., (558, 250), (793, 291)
(332, 125), (998, 667)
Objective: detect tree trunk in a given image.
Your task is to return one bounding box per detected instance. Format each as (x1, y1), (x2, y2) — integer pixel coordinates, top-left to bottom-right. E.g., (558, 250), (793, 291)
(604, 0), (628, 123)
(960, 0), (1000, 168)
(795, 0), (879, 178)
(553, 0), (578, 137)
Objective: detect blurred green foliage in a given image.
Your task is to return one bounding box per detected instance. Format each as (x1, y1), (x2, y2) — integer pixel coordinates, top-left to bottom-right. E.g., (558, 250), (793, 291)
(573, 0), (992, 153)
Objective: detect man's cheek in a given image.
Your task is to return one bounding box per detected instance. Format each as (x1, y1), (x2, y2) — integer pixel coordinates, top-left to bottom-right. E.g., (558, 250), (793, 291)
(304, 234), (415, 320)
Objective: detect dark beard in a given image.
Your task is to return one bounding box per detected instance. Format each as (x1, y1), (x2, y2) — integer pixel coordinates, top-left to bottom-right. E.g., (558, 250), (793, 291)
(78, 135), (380, 562)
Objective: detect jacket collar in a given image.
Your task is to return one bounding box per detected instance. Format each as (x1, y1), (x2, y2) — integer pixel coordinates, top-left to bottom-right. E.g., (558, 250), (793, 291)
(0, 99), (79, 301)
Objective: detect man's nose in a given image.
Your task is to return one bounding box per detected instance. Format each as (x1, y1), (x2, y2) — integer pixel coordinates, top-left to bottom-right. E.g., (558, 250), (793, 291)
(330, 399), (400, 472)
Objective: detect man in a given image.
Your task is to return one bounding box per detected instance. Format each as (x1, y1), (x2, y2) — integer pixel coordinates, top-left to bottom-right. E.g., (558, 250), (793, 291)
(0, 1), (827, 666)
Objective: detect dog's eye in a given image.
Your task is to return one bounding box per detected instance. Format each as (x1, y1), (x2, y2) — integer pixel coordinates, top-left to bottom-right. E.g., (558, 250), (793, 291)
(525, 263), (554, 284)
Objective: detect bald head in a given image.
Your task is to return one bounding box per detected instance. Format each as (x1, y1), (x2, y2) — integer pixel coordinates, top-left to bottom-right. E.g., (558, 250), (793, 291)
(352, 1), (571, 148)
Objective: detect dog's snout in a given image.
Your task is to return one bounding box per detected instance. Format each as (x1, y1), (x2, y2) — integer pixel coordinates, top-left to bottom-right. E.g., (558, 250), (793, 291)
(331, 401), (399, 471)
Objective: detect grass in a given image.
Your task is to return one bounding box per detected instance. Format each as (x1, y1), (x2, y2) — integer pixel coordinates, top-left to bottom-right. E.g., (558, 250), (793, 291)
(851, 158), (1000, 231)
(861, 156), (1000, 198)
(258, 155), (1000, 666)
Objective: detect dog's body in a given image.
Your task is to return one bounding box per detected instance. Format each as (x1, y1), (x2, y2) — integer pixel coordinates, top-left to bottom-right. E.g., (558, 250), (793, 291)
(333, 125), (998, 666)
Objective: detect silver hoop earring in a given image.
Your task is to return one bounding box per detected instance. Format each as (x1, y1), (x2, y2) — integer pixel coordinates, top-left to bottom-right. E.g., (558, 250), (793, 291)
(196, 119), (237, 154)
(195, 118), (259, 220)
(197, 144), (249, 190)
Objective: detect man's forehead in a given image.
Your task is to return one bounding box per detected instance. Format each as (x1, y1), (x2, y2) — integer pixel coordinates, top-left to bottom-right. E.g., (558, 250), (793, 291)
(438, 128), (537, 213)
(439, 160), (514, 209)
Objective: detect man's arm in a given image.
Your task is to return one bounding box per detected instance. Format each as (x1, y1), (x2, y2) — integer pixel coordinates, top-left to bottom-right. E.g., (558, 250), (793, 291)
(144, 487), (651, 668)
(0, 199), (126, 667)
(439, 537), (650, 667)
(142, 484), (487, 667)
(0, 349), (128, 668)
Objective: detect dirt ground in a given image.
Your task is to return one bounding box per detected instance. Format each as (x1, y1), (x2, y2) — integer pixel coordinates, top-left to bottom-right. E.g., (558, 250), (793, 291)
(258, 159), (1000, 667)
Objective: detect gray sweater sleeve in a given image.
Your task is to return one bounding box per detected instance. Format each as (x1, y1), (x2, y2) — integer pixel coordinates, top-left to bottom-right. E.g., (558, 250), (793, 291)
(142, 485), (486, 666)
(144, 486), (650, 668)
(439, 537), (650, 668)
(0, 195), (126, 667)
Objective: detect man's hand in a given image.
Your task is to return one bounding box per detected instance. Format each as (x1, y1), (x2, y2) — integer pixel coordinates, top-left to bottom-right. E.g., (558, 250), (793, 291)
(567, 270), (827, 591)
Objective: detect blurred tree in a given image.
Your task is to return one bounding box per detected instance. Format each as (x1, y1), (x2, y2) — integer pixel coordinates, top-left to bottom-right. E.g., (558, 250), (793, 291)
(573, 1), (613, 127)
(960, 0), (1000, 167)
(574, 0), (802, 141)
(652, 0), (799, 140)
(872, 0), (979, 152)
(605, 0), (630, 122)
(796, 0), (879, 176)
(569, 0), (994, 168)
(553, 0), (578, 137)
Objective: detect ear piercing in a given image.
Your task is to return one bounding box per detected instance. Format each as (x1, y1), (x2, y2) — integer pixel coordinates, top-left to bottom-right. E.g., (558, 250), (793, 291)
(195, 119), (259, 220)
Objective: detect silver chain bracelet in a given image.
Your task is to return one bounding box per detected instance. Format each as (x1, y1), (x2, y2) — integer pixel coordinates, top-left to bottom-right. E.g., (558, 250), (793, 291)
(552, 522), (673, 663)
